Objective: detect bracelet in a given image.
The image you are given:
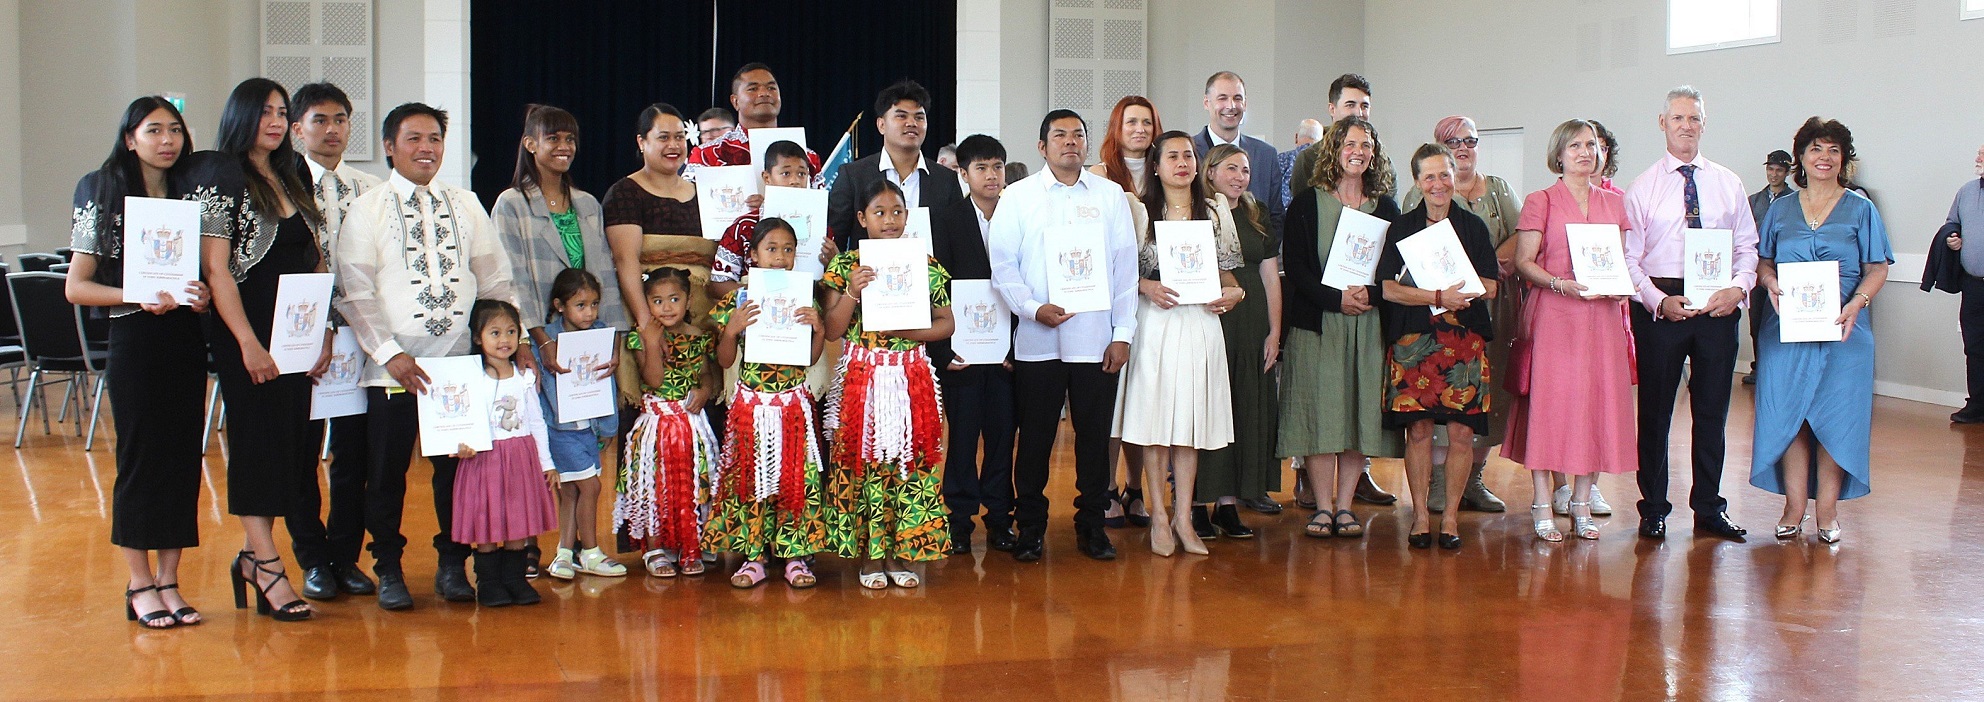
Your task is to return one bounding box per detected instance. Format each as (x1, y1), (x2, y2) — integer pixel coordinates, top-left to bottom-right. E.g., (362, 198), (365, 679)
(1854, 292), (1871, 308)
(1548, 277), (1561, 294)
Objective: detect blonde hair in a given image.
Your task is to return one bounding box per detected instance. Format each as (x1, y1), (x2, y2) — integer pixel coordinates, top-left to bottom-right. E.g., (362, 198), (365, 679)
(1201, 144), (1267, 237)
(1544, 119), (1597, 175)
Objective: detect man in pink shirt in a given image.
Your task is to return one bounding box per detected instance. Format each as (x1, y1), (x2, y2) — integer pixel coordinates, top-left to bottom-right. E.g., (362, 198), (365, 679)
(1623, 86), (1758, 541)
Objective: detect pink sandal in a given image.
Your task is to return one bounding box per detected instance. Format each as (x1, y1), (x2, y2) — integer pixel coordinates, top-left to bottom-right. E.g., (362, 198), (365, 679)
(783, 559), (817, 589)
(729, 561), (767, 589)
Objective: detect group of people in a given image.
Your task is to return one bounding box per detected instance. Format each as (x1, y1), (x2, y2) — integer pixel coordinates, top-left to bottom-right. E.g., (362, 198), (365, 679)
(76, 63), (1901, 631)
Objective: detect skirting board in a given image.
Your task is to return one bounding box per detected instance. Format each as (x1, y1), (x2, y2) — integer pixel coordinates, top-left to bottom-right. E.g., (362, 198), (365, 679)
(1875, 380), (1964, 408)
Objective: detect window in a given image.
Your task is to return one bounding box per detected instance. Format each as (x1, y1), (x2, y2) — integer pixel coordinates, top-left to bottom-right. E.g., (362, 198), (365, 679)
(1667, 0), (1780, 54)
(1965, 0), (1984, 21)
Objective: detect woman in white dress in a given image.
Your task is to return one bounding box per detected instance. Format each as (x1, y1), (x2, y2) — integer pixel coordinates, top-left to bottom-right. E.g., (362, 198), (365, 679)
(1112, 131), (1246, 556)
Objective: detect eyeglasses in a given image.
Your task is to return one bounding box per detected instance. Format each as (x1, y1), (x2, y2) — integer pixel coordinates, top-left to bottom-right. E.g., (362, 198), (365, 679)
(1442, 137), (1480, 148)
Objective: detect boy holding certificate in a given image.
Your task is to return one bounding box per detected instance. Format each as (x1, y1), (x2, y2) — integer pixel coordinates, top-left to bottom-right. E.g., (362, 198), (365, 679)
(929, 135), (1018, 555)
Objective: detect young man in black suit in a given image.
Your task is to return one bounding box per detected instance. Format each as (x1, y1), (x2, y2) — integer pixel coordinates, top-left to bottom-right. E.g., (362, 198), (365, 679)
(826, 80), (963, 249)
(930, 135), (1016, 555)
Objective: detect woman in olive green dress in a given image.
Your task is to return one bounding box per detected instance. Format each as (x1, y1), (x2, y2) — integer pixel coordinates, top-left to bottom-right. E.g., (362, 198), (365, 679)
(1194, 145), (1280, 538)
(1278, 117), (1403, 538)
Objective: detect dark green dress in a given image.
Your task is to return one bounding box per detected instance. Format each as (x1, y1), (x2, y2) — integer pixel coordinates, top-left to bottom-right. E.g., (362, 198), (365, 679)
(1197, 197), (1281, 501)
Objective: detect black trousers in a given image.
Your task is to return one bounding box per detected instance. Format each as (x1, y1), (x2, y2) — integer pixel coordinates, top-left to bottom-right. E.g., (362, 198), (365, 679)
(1631, 304), (1739, 521)
(939, 367), (1017, 533)
(1963, 276), (1984, 411)
(286, 414), (370, 571)
(361, 388), (467, 573)
(1012, 360), (1118, 533)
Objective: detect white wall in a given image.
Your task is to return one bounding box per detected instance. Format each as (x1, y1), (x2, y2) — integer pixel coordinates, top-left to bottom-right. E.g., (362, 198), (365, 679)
(0, 0), (25, 251)
(1364, 0), (1984, 406)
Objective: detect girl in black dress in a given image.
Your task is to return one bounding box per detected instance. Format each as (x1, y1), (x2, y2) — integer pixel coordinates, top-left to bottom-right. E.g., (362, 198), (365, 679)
(64, 96), (213, 629)
(193, 78), (331, 622)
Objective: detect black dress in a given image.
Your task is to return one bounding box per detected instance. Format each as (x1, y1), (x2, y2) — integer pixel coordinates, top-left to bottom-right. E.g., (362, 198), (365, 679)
(207, 207), (323, 518)
(72, 171), (210, 550)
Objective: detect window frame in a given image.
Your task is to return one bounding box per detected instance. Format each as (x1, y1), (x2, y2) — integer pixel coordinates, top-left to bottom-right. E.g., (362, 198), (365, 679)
(1666, 0), (1782, 55)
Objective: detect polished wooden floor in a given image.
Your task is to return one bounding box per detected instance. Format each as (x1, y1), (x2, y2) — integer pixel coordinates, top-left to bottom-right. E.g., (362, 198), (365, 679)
(6, 377), (1982, 700)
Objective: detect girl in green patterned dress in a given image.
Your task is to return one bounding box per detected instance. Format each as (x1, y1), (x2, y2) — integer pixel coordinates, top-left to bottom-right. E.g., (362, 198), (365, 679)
(820, 180), (956, 590)
(704, 218), (830, 588)
(614, 268), (720, 577)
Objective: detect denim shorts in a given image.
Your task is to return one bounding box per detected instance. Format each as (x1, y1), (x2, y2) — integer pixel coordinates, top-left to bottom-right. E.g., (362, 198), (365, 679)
(547, 426), (607, 482)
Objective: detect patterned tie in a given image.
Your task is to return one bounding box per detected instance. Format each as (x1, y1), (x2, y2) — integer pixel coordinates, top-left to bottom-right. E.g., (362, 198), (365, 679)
(1677, 164), (1702, 229)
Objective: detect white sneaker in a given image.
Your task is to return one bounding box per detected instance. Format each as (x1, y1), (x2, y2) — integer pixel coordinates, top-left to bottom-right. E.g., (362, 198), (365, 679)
(577, 547), (628, 577)
(1552, 485), (1571, 516)
(546, 548), (578, 581)
(1588, 485), (1613, 516)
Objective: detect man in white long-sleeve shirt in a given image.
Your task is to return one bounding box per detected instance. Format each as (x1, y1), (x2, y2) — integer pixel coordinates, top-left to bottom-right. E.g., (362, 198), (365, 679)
(334, 103), (519, 610)
(987, 109), (1138, 562)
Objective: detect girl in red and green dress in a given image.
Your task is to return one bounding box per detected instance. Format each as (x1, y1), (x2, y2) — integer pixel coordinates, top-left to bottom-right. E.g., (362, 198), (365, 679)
(615, 267), (720, 577)
(820, 180), (956, 589)
(703, 218), (830, 589)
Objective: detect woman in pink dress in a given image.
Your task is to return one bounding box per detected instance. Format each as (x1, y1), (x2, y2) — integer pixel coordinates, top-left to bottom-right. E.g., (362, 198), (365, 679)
(1503, 119), (1637, 542)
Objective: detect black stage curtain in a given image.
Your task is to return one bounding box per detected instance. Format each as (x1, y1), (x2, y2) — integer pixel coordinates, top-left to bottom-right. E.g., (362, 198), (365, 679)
(469, 0), (957, 207)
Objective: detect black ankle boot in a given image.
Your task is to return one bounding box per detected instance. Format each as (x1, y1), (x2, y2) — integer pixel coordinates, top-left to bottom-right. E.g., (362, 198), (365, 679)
(473, 552), (512, 607)
(1212, 504), (1255, 539)
(501, 549), (542, 605)
(1190, 505), (1217, 539)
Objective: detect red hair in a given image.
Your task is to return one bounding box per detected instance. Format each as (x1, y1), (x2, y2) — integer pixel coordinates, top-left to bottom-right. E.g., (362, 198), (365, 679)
(1098, 95), (1162, 193)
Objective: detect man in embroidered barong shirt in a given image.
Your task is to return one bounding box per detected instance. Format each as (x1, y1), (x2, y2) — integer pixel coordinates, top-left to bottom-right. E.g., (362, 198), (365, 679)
(335, 102), (519, 611)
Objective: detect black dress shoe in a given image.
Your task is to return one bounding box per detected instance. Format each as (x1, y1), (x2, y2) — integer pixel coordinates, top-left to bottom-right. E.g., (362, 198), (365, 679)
(1694, 512), (1748, 541)
(300, 566), (339, 601)
(947, 528), (974, 556)
(435, 559), (476, 602)
(1353, 472), (1398, 505)
(1240, 496), (1283, 515)
(335, 564), (376, 596)
(1190, 506), (1218, 539)
(1637, 517), (1667, 539)
(376, 572), (414, 611)
(1076, 529), (1116, 560)
(1211, 504), (1255, 539)
(986, 525), (1018, 552)
(1954, 409), (1984, 424)
(1012, 528), (1045, 562)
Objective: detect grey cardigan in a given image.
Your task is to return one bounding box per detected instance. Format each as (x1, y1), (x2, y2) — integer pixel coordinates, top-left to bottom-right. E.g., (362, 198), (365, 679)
(491, 185), (630, 332)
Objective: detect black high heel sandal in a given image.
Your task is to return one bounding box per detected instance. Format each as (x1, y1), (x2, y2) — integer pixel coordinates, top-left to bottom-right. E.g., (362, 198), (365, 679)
(154, 583), (200, 626)
(232, 553), (312, 622)
(1123, 489), (1152, 528)
(125, 585), (177, 629)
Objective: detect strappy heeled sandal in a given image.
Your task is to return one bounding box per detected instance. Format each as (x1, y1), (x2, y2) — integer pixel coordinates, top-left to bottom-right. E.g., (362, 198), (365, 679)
(233, 555), (312, 622)
(125, 585), (176, 629)
(1531, 504), (1564, 543)
(729, 561), (766, 589)
(1569, 501), (1601, 540)
(154, 583), (200, 626)
(783, 559), (817, 589)
(1123, 488), (1152, 528)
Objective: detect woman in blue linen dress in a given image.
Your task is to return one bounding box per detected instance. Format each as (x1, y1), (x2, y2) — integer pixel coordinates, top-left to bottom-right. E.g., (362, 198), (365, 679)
(1751, 117), (1892, 544)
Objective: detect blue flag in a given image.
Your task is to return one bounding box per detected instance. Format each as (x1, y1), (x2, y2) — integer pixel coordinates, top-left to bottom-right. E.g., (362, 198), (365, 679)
(819, 127), (856, 191)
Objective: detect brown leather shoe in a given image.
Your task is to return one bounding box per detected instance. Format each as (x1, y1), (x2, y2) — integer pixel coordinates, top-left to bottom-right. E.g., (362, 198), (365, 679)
(1353, 470), (1396, 505)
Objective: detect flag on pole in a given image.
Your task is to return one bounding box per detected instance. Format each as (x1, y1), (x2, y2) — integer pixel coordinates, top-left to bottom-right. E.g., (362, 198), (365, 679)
(819, 115), (860, 190)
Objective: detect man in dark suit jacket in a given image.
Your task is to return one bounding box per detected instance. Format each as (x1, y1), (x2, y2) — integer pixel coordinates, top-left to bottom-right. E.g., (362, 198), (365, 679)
(929, 134), (1017, 555)
(827, 80), (963, 250)
(1191, 71), (1285, 241)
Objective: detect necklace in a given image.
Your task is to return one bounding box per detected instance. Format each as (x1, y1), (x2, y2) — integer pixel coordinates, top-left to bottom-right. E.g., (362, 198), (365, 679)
(1802, 188), (1842, 229)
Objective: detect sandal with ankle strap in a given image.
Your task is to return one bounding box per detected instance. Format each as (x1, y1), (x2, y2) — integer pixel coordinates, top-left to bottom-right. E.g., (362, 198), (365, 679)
(125, 585), (177, 629)
(1303, 510), (1335, 538)
(1332, 510), (1364, 538)
(643, 550), (678, 578)
(1531, 504), (1564, 543)
(232, 555), (311, 622)
(1569, 501), (1601, 540)
(154, 583), (200, 626)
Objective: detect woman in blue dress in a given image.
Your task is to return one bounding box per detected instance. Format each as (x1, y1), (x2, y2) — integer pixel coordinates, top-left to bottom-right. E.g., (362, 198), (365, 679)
(1752, 117), (1892, 544)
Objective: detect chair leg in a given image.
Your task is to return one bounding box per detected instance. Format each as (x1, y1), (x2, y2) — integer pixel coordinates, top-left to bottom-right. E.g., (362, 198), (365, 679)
(85, 373), (105, 451)
(14, 370), (38, 448)
(38, 374), (51, 436)
(201, 378), (220, 454)
(6, 367), (18, 410)
(56, 375), (74, 424)
(71, 372), (89, 437)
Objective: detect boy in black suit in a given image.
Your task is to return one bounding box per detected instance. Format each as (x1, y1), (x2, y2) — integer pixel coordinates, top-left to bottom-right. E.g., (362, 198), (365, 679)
(931, 135), (1016, 555)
